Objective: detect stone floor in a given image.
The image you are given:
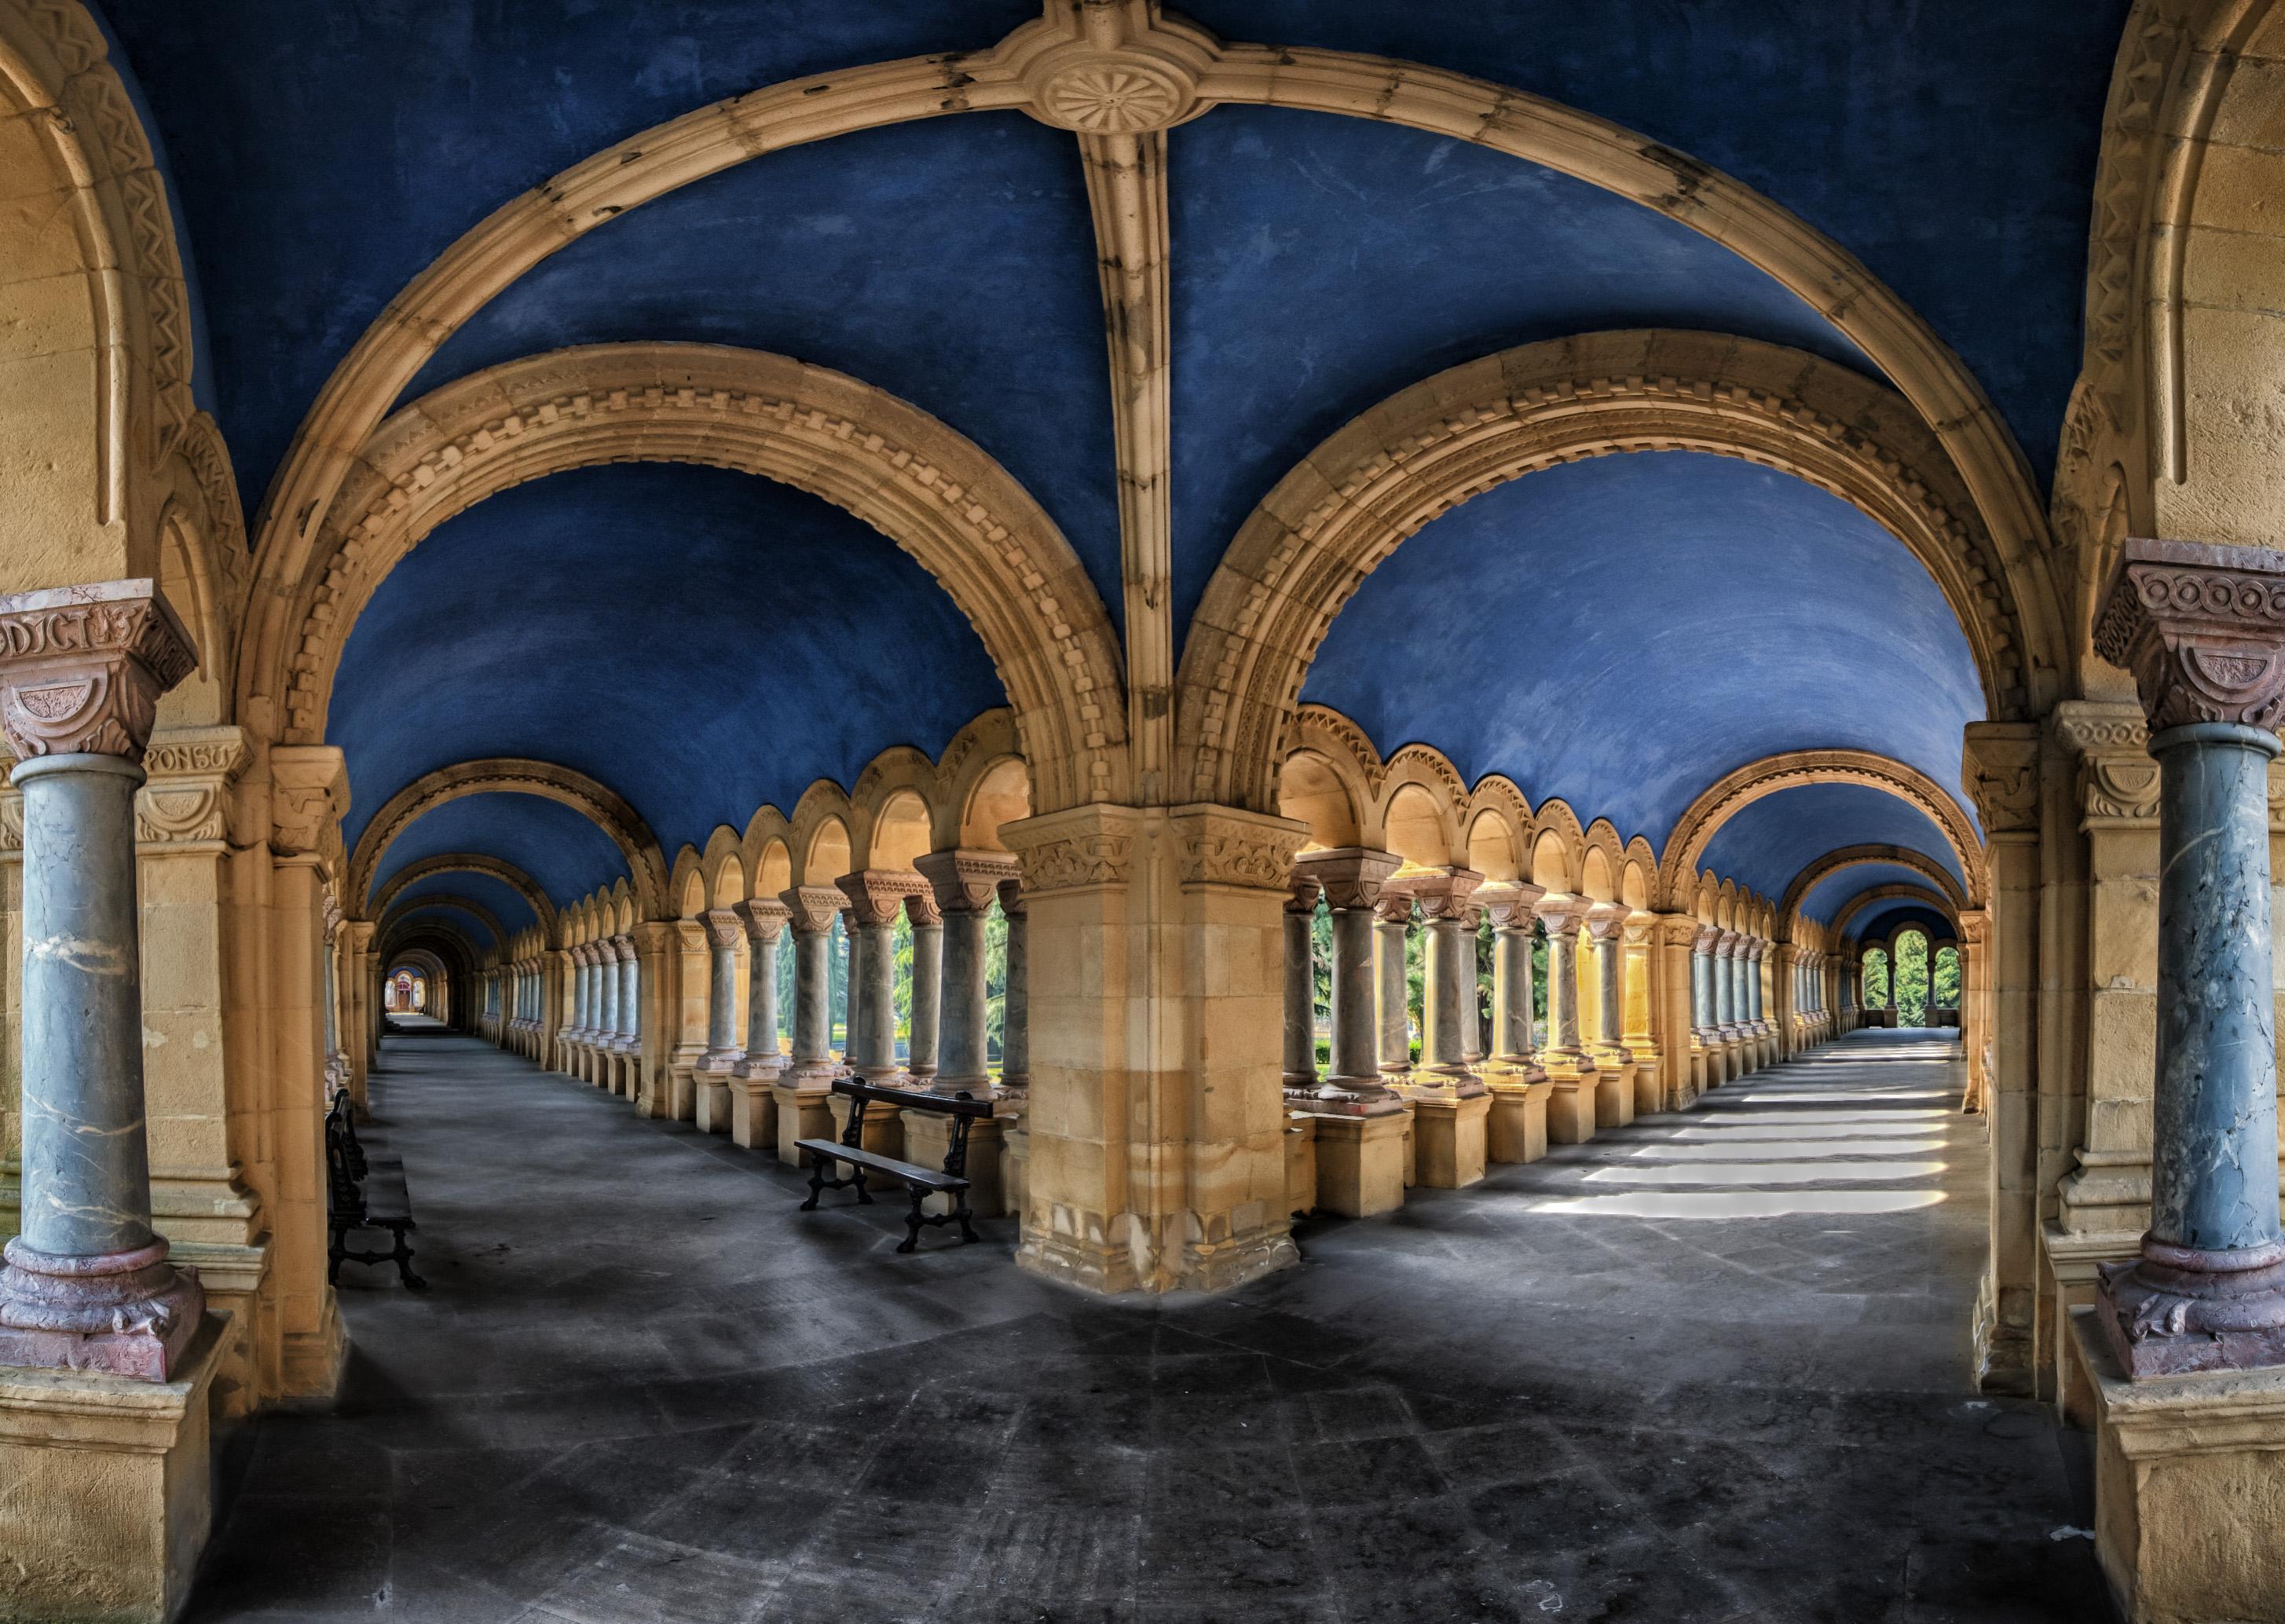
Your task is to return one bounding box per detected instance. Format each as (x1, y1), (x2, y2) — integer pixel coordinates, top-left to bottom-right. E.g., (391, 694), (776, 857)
(184, 1025), (2108, 1623)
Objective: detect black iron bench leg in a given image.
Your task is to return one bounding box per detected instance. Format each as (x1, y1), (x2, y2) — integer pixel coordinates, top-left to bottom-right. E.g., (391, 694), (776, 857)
(899, 1185), (928, 1253)
(854, 1162), (874, 1205)
(391, 1223), (428, 1292)
(956, 1194), (980, 1245)
(800, 1158), (828, 1211)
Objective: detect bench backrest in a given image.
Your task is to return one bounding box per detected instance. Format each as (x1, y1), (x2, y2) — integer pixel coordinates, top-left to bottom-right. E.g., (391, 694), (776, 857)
(829, 1077), (993, 1180)
(323, 1095), (366, 1223)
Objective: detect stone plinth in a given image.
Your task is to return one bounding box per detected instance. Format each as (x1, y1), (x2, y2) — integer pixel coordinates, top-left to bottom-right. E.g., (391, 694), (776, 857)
(771, 1081), (834, 1169)
(1406, 1092), (1489, 1189)
(729, 1074), (781, 1152)
(2074, 1306), (2285, 1623)
(0, 1313), (227, 1624)
(827, 1091), (904, 1162)
(1308, 1107), (1408, 1217)
(1486, 1075), (1552, 1165)
(901, 1108), (1004, 1220)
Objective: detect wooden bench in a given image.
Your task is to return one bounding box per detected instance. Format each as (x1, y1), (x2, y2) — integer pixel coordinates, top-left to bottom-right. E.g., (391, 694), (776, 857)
(795, 1078), (994, 1253)
(325, 1092), (427, 1290)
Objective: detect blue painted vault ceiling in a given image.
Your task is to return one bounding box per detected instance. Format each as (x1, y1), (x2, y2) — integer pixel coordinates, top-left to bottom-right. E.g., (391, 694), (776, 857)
(1795, 864), (1952, 929)
(90, 1), (2122, 912)
(331, 463), (1007, 865)
(1698, 785), (1969, 909)
(387, 903), (502, 951)
(1302, 454), (1986, 853)
(384, 871), (540, 938)
(367, 792), (629, 911)
(1852, 902), (1959, 948)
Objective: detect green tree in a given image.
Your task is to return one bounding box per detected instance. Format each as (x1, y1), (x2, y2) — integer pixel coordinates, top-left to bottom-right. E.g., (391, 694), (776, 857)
(1893, 931), (1930, 1024)
(1932, 945), (1960, 1011)
(1862, 948), (1889, 1009)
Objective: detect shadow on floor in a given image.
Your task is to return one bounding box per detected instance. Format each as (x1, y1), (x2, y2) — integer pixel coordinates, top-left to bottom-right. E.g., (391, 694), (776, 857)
(185, 1029), (2107, 1624)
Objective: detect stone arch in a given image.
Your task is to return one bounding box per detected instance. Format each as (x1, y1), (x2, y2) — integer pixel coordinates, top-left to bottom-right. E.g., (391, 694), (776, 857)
(851, 747), (936, 870)
(1383, 781), (1456, 871)
(0, 0), (204, 572)
(668, 850), (706, 920)
(793, 786), (855, 887)
(379, 891), (507, 953)
(236, 344), (1126, 814)
(1834, 883), (1962, 944)
(700, 828), (745, 909)
(367, 852), (559, 938)
(1177, 331), (2067, 813)
(1463, 781), (1532, 883)
(741, 816), (794, 902)
(1779, 846), (1968, 939)
(253, 7), (2049, 791)
(1658, 748), (1986, 909)
(610, 880), (635, 935)
(935, 708), (1030, 851)
(346, 758), (668, 920)
(1529, 825), (1580, 894)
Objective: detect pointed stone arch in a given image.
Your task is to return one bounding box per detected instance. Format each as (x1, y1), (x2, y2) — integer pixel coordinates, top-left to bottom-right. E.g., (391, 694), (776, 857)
(236, 342), (1126, 814)
(1659, 748), (1986, 910)
(347, 758), (668, 920)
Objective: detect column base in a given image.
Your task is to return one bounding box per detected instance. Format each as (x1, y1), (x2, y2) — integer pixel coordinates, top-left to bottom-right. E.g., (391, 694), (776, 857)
(1589, 1050), (1637, 1126)
(1543, 1057), (1600, 1144)
(730, 1070), (784, 1151)
(2095, 1240), (2285, 1379)
(1015, 1204), (1298, 1296)
(692, 1077), (734, 1136)
(0, 1239), (206, 1381)
(1403, 1088), (1490, 1190)
(772, 1080), (835, 1167)
(1486, 1074), (1552, 1165)
(1283, 1110), (1318, 1217)
(0, 1311), (229, 1624)
(2074, 1305), (2285, 1623)
(1308, 1105), (1408, 1217)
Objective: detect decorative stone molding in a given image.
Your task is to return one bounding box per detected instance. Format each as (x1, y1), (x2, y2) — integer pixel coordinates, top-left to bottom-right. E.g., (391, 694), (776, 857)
(1584, 901), (1628, 941)
(2094, 537), (2285, 733)
(1170, 804), (1310, 893)
(1533, 894), (1594, 936)
(1659, 747), (1984, 909)
(346, 758), (666, 918)
(834, 869), (927, 927)
(1407, 868), (1484, 922)
(1178, 331), (2062, 814)
(914, 849), (1022, 915)
(1285, 873), (1320, 916)
(1294, 847), (1403, 912)
(244, 345), (1127, 816)
(0, 582), (196, 763)
(1000, 806), (1141, 896)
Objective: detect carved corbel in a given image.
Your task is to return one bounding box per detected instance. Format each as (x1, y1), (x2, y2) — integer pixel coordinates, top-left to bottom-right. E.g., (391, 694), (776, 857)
(269, 744), (349, 866)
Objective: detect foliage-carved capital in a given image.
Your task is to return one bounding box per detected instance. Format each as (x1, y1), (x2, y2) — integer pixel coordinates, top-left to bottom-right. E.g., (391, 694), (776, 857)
(1170, 805), (1310, 893)
(1293, 847), (1403, 913)
(0, 582), (196, 763)
(2094, 538), (2285, 735)
(914, 849), (1022, 916)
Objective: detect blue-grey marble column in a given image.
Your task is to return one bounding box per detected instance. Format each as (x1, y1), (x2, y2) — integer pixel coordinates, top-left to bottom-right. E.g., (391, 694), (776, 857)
(1282, 875), (1319, 1089)
(1690, 938), (1713, 1033)
(906, 891), (943, 1083)
(2093, 536), (2285, 1376)
(1373, 892), (1413, 1074)
(915, 853), (1015, 1095)
(0, 581), (203, 1381)
(613, 936), (639, 1046)
(733, 898), (789, 1081)
(998, 877), (1029, 1091)
(701, 909), (742, 1069)
(1300, 850), (1406, 1103)
(784, 898), (837, 1077)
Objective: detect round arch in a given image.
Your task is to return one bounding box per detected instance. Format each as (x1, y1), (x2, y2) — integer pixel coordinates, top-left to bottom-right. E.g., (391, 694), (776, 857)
(1659, 748), (1986, 910)
(251, 7), (2049, 748)
(347, 758), (668, 920)
(367, 852), (558, 940)
(1833, 883), (1962, 945)
(1177, 331), (2062, 813)
(237, 343), (1127, 814)
(378, 892), (507, 955)
(1778, 846), (1968, 939)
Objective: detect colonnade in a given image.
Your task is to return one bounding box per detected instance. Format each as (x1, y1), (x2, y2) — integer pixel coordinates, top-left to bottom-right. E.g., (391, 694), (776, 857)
(478, 856), (1034, 1218)
(1276, 853), (1854, 1219)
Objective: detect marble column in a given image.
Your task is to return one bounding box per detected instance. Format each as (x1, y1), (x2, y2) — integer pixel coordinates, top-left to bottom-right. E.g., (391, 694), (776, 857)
(1691, 927), (1716, 1050)
(2091, 538), (2285, 1376)
(0, 581), (205, 1380)
(1479, 882), (1553, 1164)
(837, 907), (860, 1068)
(727, 898), (788, 1150)
(914, 850), (1018, 1095)
(1373, 887), (1414, 1076)
(1405, 869), (1490, 1189)
(774, 886), (845, 1165)
(998, 876), (1029, 1092)
(1459, 902), (1485, 1069)
(698, 911), (742, 1071)
(1620, 913), (1662, 1114)
(837, 872), (915, 1083)
(1281, 873), (1320, 1090)
(597, 940), (621, 1050)
(1534, 894), (1600, 1144)
(1298, 850), (1404, 1103)
(905, 889), (943, 1083)
(1584, 904), (1635, 1125)
(613, 935), (639, 1050)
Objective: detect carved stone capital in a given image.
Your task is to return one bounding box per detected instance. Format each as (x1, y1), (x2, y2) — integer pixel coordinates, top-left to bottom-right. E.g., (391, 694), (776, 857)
(2095, 537), (2285, 734)
(1693, 925), (1720, 953)
(731, 897), (791, 944)
(1476, 880), (1548, 931)
(1532, 893), (1593, 937)
(0, 580), (196, 762)
(914, 848), (1022, 916)
(1961, 722), (2041, 836)
(1371, 883), (1416, 925)
(1621, 912), (1659, 949)
(1408, 868), (1484, 924)
(1584, 900), (1628, 940)
(996, 876), (1025, 920)
(1170, 803), (1310, 892)
(701, 909), (743, 951)
(1651, 912), (1701, 949)
(1285, 873), (1321, 916)
(135, 726), (250, 849)
(835, 869), (927, 927)
(1001, 805), (1141, 895)
(609, 933), (636, 961)
(269, 744), (348, 858)
(778, 886), (846, 936)
(1715, 930), (1742, 958)
(1294, 847), (1403, 912)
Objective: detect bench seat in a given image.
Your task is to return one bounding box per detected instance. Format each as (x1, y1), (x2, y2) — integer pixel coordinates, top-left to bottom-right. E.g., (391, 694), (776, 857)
(793, 1079), (993, 1253)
